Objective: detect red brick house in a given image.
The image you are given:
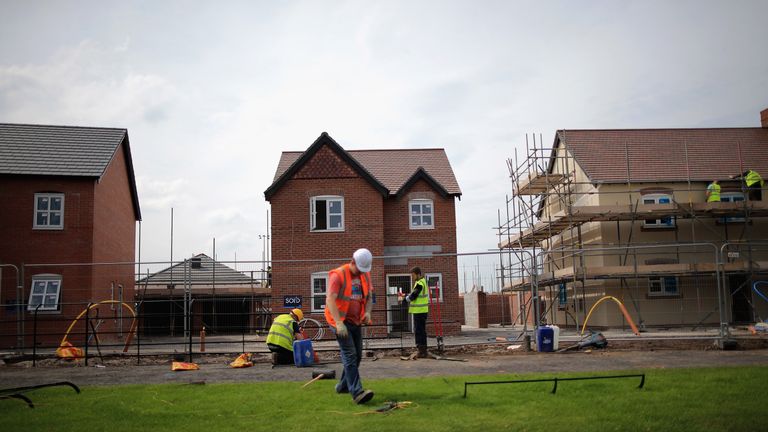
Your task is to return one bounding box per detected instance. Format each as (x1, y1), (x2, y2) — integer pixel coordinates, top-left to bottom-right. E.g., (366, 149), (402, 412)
(264, 132), (463, 336)
(0, 123), (141, 349)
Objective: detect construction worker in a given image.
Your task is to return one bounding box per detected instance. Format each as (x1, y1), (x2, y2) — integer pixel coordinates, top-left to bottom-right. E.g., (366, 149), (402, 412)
(325, 248), (375, 405)
(731, 169), (764, 201)
(266, 308), (304, 365)
(706, 180), (721, 202)
(399, 266), (430, 358)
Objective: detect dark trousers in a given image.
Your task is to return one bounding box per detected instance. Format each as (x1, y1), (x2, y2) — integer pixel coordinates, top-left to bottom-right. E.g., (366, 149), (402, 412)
(747, 185), (762, 201)
(335, 322), (364, 399)
(268, 343), (294, 365)
(413, 313), (428, 347)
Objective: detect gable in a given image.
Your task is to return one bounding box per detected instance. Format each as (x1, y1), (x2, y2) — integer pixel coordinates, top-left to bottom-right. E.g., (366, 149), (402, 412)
(293, 145), (358, 179)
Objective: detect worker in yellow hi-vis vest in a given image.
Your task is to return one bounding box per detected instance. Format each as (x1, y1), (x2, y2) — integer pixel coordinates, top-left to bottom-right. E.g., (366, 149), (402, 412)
(266, 308), (303, 365)
(731, 169), (764, 201)
(399, 266), (430, 358)
(706, 180), (721, 202)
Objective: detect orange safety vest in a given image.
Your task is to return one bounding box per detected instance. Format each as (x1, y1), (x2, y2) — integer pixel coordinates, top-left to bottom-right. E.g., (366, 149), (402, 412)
(324, 264), (371, 328)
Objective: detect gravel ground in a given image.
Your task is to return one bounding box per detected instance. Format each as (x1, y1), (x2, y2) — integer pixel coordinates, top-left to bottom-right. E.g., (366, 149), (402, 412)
(3, 345), (768, 388)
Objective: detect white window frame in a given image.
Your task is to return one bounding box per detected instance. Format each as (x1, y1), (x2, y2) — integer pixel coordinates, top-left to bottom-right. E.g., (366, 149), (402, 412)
(311, 272), (328, 313)
(310, 196), (344, 232)
(33, 193), (65, 230)
(409, 199), (434, 229)
(648, 276), (679, 297)
(28, 274), (62, 312)
(720, 192), (746, 223)
(425, 273), (444, 302)
(642, 194), (675, 228)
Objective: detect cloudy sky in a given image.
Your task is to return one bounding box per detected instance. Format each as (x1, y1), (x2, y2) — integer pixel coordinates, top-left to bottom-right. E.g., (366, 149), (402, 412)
(2, 1), (767, 283)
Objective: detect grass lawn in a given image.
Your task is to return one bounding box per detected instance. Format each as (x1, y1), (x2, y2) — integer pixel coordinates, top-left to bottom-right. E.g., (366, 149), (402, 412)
(2, 366), (766, 431)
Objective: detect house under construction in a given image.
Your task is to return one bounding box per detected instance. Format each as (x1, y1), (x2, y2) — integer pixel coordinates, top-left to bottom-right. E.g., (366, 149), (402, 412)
(497, 108), (768, 337)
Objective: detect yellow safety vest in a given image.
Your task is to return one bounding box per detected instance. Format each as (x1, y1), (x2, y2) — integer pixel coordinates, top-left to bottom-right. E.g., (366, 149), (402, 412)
(746, 170), (764, 187)
(266, 314), (296, 351)
(409, 278), (429, 314)
(707, 182), (721, 202)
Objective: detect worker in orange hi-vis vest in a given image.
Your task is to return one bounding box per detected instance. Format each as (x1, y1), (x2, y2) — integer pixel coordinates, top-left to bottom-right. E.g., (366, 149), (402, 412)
(325, 248), (375, 405)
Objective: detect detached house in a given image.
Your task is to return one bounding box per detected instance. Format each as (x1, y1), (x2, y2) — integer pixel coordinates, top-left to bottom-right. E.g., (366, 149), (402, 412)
(265, 133), (462, 336)
(0, 123), (140, 349)
(501, 108), (768, 331)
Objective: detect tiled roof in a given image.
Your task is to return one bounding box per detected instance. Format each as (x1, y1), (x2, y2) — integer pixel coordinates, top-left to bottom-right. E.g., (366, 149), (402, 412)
(0, 122), (142, 220)
(0, 123), (127, 177)
(557, 128), (768, 183)
(136, 254), (258, 286)
(273, 145), (462, 197)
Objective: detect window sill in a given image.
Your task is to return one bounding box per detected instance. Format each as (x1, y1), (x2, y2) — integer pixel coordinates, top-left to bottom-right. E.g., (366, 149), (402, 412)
(641, 226), (676, 232)
(409, 226), (435, 230)
(27, 309), (62, 315)
(310, 229), (345, 233)
(646, 294), (681, 299)
(32, 226), (64, 231)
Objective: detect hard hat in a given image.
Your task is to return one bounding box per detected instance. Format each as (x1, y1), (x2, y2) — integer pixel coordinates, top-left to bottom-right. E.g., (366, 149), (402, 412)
(353, 248), (373, 273)
(291, 308), (304, 322)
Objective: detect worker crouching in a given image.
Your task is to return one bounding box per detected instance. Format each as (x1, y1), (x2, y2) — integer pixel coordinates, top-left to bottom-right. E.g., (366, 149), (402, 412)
(266, 308), (304, 365)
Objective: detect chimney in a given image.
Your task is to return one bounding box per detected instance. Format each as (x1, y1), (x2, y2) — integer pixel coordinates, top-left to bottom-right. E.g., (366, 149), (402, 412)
(190, 257), (202, 269)
(762, 108), (768, 128)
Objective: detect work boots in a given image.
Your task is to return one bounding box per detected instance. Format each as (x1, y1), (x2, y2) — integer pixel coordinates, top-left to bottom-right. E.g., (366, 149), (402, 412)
(416, 345), (430, 358)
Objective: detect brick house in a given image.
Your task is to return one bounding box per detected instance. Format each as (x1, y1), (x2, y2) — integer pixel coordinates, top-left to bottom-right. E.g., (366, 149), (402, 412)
(502, 108), (768, 330)
(0, 123), (141, 349)
(264, 132), (463, 337)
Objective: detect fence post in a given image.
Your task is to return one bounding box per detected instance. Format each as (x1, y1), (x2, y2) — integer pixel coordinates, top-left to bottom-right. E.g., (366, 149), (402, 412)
(32, 304), (42, 367)
(136, 300), (142, 365)
(84, 302), (92, 366)
(188, 299), (195, 363)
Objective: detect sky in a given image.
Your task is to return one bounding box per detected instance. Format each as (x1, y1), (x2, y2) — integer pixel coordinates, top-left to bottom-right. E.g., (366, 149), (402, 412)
(2, 1), (768, 286)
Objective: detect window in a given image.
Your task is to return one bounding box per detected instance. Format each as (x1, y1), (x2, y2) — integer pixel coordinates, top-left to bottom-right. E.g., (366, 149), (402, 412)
(27, 275), (62, 311)
(34, 193), (64, 229)
(642, 194), (675, 228)
(426, 273), (444, 302)
(311, 272), (328, 313)
(558, 283), (567, 309)
(409, 199), (434, 229)
(648, 276), (679, 297)
(720, 192), (746, 223)
(310, 196), (344, 231)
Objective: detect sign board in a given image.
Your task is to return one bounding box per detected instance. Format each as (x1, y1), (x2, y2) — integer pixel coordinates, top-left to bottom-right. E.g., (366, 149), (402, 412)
(727, 251), (740, 259)
(283, 295), (302, 308)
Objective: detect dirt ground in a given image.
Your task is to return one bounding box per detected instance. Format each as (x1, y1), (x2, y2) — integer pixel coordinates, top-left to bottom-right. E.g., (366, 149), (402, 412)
(3, 340), (768, 388)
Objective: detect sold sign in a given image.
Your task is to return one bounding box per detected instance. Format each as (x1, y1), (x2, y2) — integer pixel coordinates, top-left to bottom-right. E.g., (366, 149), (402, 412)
(283, 295), (302, 308)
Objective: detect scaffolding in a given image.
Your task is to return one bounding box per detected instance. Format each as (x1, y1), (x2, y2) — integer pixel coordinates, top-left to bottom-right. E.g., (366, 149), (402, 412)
(496, 132), (768, 337)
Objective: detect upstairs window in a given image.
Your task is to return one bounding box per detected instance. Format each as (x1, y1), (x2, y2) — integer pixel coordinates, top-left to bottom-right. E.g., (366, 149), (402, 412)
(642, 194), (675, 228)
(409, 199), (434, 229)
(720, 192), (746, 223)
(27, 274), (62, 312)
(310, 196), (344, 232)
(34, 193), (64, 230)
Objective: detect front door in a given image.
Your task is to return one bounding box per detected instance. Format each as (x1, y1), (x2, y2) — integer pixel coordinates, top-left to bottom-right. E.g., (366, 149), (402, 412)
(729, 275), (753, 323)
(386, 274), (412, 334)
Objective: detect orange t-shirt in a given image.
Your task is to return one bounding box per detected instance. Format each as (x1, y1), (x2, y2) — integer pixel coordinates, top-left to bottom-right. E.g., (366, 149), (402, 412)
(328, 271), (365, 325)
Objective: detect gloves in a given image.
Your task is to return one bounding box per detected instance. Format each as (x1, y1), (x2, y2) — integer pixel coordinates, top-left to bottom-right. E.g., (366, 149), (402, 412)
(335, 321), (348, 338)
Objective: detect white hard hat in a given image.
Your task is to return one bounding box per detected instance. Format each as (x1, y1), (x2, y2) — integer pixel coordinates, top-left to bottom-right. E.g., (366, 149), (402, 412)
(353, 248), (373, 273)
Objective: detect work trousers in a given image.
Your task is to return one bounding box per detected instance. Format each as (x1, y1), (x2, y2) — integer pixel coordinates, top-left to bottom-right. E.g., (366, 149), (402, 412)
(335, 322), (365, 399)
(267, 343), (294, 365)
(412, 312), (428, 347)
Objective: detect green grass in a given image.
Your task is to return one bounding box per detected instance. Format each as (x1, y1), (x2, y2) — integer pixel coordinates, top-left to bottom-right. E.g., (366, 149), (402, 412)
(2, 366), (766, 432)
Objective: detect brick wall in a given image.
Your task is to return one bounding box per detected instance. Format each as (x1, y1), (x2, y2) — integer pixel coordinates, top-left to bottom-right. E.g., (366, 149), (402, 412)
(92, 141), (138, 341)
(382, 180), (461, 334)
(0, 175), (96, 348)
(268, 145), (462, 336)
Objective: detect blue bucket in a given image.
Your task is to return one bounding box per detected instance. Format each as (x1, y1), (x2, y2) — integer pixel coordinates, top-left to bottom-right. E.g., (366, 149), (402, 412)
(293, 339), (315, 367)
